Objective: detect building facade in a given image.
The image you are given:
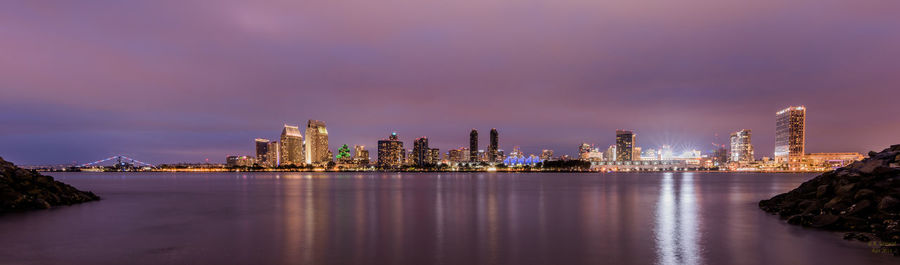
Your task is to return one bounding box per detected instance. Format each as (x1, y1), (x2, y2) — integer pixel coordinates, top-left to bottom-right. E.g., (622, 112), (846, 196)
(280, 124), (304, 166)
(255, 138), (270, 165)
(615, 130), (636, 161)
(469, 129), (478, 162)
(488, 128), (499, 162)
(353, 145), (370, 166)
(305, 120), (329, 165)
(377, 132), (404, 169)
(730, 129), (754, 162)
(413, 137), (430, 167)
(775, 106), (806, 167)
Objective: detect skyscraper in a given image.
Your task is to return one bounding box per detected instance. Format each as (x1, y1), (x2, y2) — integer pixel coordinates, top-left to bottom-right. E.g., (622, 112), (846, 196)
(730, 129), (754, 162)
(775, 106), (806, 167)
(255, 138), (270, 165)
(280, 125), (304, 166)
(615, 130), (636, 161)
(578, 143), (592, 160)
(377, 132), (404, 169)
(413, 137), (430, 167)
(353, 145), (370, 166)
(305, 120), (329, 165)
(469, 129), (478, 162)
(488, 128), (499, 162)
(266, 141), (279, 167)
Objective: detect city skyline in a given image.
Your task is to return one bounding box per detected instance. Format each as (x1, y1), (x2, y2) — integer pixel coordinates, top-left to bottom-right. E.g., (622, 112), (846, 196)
(1, 1), (899, 164)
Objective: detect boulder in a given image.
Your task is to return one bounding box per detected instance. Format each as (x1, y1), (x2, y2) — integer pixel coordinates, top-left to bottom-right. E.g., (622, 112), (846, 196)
(0, 157), (99, 213)
(760, 145), (900, 242)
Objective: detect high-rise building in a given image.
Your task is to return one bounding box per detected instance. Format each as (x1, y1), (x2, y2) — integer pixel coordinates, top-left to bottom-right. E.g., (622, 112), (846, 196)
(730, 129), (754, 163)
(255, 138), (270, 165)
(469, 129), (478, 162)
(353, 145), (370, 166)
(377, 132), (404, 169)
(280, 125), (304, 166)
(413, 137), (430, 167)
(305, 120), (329, 165)
(615, 130), (636, 161)
(488, 128), (499, 162)
(428, 148), (440, 165)
(266, 141), (279, 167)
(775, 106), (806, 167)
(632, 147), (642, 161)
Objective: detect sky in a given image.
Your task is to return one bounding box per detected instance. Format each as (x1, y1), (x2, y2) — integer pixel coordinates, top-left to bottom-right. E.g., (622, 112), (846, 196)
(1, 0), (899, 165)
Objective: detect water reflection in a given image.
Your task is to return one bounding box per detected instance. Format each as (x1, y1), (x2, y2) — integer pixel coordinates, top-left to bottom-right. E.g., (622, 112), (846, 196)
(655, 173), (702, 265)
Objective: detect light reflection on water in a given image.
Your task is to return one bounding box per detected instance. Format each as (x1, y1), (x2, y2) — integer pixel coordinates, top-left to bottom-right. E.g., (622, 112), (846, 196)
(0, 172), (894, 265)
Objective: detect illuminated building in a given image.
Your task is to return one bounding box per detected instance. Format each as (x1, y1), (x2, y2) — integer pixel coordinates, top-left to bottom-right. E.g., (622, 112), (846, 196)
(541, 149), (554, 161)
(775, 106), (806, 168)
(336, 144), (352, 164)
(413, 137), (430, 167)
(353, 145), (370, 166)
(578, 143), (592, 160)
(266, 141), (279, 167)
(713, 145), (728, 166)
(469, 129), (478, 162)
(615, 130), (636, 161)
(660, 145), (674, 160)
(488, 128), (499, 162)
(642, 148), (660, 161)
(226, 155), (255, 167)
(254, 138), (270, 165)
(729, 129), (754, 162)
(280, 124), (304, 166)
(803, 152), (864, 169)
(429, 148), (440, 165)
(448, 149), (463, 162)
(305, 120), (329, 165)
(632, 147), (642, 161)
(606, 145), (616, 161)
(377, 132), (403, 169)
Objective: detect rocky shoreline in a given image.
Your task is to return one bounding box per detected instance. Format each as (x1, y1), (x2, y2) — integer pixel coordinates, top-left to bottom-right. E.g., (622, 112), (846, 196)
(760, 145), (900, 255)
(0, 157), (99, 214)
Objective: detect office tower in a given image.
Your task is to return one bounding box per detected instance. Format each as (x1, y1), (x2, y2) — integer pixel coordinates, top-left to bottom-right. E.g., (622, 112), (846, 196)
(615, 130), (636, 161)
(713, 146), (728, 166)
(469, 129), (478, 162)
(280, 124), (304, 166)
(266, 141), (280, 167)
(255, 138), (270, 164)
(460, 147), (470, 162)
(353, 145), (370, 166)
(305, 120), (329, 165)
(775, 106), (806, 167)
(540, 149), (554, 161)
(448, 148), (464, 162)
(730, 129), (754, 163)
(337, 144), (352, 164)
(377, 132), (404, 169)
(488, 128), (499, 162)
(413, 137), (430, 167)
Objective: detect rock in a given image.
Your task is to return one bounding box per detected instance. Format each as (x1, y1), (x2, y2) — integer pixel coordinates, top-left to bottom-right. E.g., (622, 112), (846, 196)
(854, 189), (876, 200)
(0, 157), (99, 214)
(811, 214), (840, 228)
(760, 145), (900, 242)
(879, 196), (899, 212)
(817, 185), (829, 198)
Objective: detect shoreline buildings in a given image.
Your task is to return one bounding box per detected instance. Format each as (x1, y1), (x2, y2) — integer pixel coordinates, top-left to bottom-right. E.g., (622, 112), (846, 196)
(730, 129), (754, 163)
(280, 125), (304, 166)
(775, 106), (806, 169)
(305, 120), (330, 165)
(378, 132), (404, 169)
(615, 130), (636, 161)
(469, 129), (478, 162)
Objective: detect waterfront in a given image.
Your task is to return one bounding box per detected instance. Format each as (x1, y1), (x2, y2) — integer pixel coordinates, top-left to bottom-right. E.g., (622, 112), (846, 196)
(0, 172), (894, 265)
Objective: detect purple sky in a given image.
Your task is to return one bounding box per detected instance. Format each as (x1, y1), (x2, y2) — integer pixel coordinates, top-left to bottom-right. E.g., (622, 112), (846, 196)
(1, 1), (899, 165)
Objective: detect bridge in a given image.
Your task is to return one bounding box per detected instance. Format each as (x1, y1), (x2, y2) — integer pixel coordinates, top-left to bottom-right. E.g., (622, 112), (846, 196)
(77, 155), (154, 170)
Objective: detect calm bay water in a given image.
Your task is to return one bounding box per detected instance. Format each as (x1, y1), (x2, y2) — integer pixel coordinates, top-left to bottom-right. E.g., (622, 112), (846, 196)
(0, 172), (894, 265)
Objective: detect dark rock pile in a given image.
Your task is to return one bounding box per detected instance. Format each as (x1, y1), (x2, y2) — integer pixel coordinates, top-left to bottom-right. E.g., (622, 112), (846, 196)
(0, 157), (99, 213)
(760, 145), (900, 250)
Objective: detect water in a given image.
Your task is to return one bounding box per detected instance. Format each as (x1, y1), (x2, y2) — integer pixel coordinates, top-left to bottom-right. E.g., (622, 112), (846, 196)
(0, 172), (894, 265)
